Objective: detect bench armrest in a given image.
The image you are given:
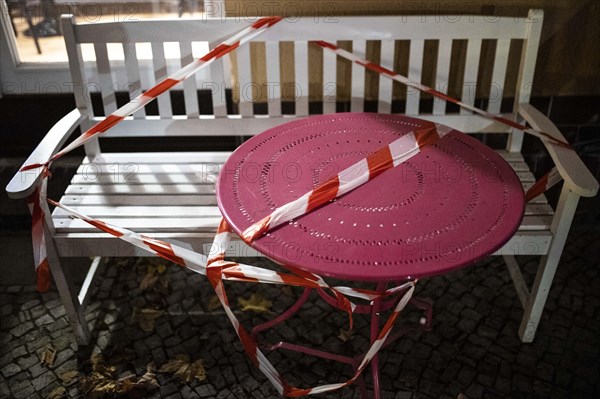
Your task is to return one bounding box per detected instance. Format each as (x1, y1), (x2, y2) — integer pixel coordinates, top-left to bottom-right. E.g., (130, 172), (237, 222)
(518, 103), (599, 197)
(6, 108), (85, 200)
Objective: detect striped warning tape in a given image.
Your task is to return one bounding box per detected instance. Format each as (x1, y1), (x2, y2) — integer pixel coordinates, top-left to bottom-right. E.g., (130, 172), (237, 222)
(312, 40), (570, 149)
(21, 16), (283, 172)
(18, 18), (574, 396)
(50, 198), (417, 395)
(524, 167), (563, 202)
(242, 121), (453, 242)
(25, 167), (51, 292)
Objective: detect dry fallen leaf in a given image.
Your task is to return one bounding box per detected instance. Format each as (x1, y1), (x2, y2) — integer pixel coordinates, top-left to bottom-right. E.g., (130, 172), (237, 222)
(41, 346), (57, 367)
(207, 295), (222, 312)
(80, 357), (158, 399)
(139, 273), (159, 291)
(47, 386), (66, 399)
(238, 293), (272, 314)
(132, 308), (164, 332)
(58, 370), (80, 384)
(139, 263), (169, 293)
(338, 328), (353, 343)
(159, 354), (206, 383)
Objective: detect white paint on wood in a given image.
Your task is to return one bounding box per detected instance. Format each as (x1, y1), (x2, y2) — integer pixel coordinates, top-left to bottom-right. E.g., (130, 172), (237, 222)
(294, 41), (309, 116)
(433, 39), (452, 115)
(351, 40), (366, 112)
(406, 39), (424, 115)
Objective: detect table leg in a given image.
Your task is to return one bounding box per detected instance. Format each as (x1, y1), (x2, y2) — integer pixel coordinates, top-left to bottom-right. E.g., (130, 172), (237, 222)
(369, 281), (387, 399)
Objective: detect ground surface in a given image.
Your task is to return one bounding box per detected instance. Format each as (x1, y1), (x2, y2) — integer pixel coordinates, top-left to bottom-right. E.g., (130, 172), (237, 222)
(1, 229), (599, 399)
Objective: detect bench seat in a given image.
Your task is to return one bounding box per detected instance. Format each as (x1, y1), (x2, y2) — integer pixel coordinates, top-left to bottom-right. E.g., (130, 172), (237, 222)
(52, 150), (554, 258)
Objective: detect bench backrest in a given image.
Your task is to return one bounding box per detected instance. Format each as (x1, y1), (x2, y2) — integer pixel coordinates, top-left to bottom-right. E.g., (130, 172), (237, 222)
(61, 10), (543, 157)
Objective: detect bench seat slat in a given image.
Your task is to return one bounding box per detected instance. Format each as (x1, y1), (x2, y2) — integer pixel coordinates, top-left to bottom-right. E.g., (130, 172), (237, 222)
(53, 205), (223, 218)
(61, 195), (218, 206)
(54, 217), (223, 233)
(70, 173), (217, 185)
(65, 184), (215, 195)
(82, 152), (232, 165)
(77, 164), (223, 176)
(53, 214), (551, 233)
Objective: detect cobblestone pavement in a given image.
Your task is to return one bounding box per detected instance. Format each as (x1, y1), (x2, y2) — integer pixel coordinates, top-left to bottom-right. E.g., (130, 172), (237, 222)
(1, 231), (599, 399)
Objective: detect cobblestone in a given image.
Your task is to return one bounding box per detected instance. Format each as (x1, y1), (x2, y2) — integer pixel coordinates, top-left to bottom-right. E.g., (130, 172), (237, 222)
(1, 232), (600, 398)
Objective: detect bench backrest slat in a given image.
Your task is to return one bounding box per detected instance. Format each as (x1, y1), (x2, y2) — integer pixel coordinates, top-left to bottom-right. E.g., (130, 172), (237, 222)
(150, 41), (174, 118)
(61, 12), (543, 155)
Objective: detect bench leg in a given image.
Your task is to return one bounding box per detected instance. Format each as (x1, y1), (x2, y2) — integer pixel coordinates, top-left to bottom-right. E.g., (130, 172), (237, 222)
(519, 185), (579, 342)
(44, 224), (91, 345)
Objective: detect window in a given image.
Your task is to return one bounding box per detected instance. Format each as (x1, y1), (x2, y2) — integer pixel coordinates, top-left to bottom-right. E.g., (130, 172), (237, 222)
(1, 1), (215, 95)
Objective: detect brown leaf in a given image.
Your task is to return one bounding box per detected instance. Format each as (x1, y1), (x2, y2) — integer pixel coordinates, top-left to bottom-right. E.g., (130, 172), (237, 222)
(58, 370), (80, 384)
(207, 295), (222, 312)
(139, 273), (159, 291)
(159, 354), (206, 383)
(140, 262), (169, 293)
(40, 346), (57, 367)
(238, 293), (272, 314)
(47, 386), (66, 399)
(338, 328), (353, 343)
(80, 357), (158, 399)
(132, 308), (164, 332)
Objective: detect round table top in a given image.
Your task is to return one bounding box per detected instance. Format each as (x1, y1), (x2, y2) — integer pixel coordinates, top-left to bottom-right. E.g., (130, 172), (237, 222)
(216, 113), (525, 282)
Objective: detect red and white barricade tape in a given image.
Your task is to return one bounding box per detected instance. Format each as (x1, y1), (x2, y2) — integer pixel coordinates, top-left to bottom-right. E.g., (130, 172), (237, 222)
(50, 198), (416, 396)
(26, 167), (51, 292)
(19, 17), (578, 396)
(312, 40), (571, 149)
(524, 167), (563, 202)
(21, 16), (283, 172)
(242, 121), (453, 242)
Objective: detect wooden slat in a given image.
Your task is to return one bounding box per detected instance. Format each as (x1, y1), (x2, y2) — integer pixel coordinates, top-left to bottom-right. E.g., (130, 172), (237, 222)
(351, 40), (366, 112)
(151, 42), (173, 117)
(237, 43), (254, 117)
(495, 232), (552, 255)
(460, 39), (481, 115)
(54, 214), (550, 233)
(54, 218), (222, 233)
(209, 58), (228, 117)
(322, 44), (337, 114)
(73, 17), (530, 45)
(70, 173), (217, 185)
(54, 233), (219, 257)
(93, 43), (117, 115)
(98, 113), (514, 138)
(488, 39), (510, 114)
(77, 163), (222, 176)
(524, 204), (554, 216)
(53, 205), (222, 218)
(406, 39), (424, 115)
(122, 42), (145, 118)
(294, 41), (309, 116)
(81, 152), (231, 164)
(378, 40), (395, 114)
(65, 184), (215, 195)
(496, 151), (525, 161)
(265, 41), (282, 116)
(180, 41), (200, 118)
(519, 215), (553, 230)
(433, 39), (452, 115)
(61, 195), (218, 206)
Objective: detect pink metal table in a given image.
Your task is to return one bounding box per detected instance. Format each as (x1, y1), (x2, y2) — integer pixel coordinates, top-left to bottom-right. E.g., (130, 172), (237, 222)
(216, 113), (525, 397)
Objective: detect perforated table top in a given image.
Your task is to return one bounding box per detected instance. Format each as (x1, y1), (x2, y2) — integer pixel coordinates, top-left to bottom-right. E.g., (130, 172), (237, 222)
(216, 113), (525, 282)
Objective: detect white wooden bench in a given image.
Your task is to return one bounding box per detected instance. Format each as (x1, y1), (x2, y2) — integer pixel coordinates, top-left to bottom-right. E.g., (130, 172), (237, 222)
(6, 10), (598, 346)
